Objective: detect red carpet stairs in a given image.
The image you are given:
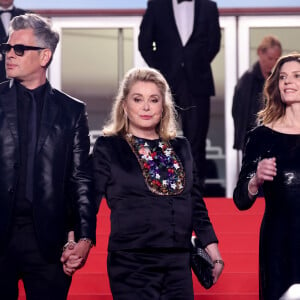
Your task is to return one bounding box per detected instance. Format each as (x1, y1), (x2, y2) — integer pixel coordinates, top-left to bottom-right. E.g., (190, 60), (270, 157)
(19, 198), (264, 300)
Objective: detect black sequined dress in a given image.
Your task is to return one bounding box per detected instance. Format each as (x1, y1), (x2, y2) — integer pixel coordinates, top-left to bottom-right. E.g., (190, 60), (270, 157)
(233, 125), (300, 300)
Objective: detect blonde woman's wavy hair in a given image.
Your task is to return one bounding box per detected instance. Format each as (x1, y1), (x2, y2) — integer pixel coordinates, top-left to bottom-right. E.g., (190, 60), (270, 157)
(102, 67), (178, 140)
(257, 52), (300, 125)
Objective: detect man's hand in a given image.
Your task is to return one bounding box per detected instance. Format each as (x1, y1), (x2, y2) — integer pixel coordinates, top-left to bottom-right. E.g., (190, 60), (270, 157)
(60, 232), (93, 276)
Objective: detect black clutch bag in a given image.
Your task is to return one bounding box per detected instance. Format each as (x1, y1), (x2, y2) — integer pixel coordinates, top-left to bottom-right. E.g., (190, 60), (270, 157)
(190, 236), (214, 289)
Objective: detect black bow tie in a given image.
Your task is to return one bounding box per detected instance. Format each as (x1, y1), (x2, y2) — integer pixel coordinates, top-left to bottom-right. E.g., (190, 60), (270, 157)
(0, 10), (12, 14)
(177, 0), (192, 3)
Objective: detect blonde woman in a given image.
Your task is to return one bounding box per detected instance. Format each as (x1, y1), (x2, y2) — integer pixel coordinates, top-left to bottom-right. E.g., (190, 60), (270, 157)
(93, 67), (223, 299)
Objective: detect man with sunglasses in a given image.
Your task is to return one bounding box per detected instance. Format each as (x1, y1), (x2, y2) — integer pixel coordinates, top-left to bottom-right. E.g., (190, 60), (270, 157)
(0, 0), (27, 82)
(0, 13), (96, 300)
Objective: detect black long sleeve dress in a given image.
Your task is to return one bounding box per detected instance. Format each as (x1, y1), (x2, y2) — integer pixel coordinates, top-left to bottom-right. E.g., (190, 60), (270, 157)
(233, 125), (300, 300)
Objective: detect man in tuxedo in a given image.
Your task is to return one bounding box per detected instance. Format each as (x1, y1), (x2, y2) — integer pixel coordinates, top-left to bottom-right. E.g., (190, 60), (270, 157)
(0, 0), (27, 82)
(0, 13), (96, 299)
(138, 0), (221, 190)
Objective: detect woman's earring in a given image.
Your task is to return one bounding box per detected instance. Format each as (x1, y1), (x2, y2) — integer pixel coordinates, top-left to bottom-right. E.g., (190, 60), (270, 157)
(124, 112), (129, 132)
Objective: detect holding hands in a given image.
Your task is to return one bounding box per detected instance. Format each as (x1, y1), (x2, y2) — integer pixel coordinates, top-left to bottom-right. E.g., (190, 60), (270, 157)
(60, 231), (93, 276)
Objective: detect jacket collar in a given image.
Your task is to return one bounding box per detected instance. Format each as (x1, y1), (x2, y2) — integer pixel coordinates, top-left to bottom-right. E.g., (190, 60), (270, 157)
(37, 83), (58, 154)
(0, 79), (59, 154)
(1, 81), (18, 147)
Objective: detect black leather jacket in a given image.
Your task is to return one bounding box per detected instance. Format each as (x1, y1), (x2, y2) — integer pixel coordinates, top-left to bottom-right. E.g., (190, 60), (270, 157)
(0, 80), (96, 262)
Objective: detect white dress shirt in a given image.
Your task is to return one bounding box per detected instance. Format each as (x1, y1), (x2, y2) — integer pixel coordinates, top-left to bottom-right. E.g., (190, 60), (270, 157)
(0, 4), (13, 35)
(172, 0), (194, 46)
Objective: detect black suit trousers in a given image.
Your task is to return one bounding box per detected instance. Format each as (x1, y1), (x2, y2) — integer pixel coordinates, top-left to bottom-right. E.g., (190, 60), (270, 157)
(174, 75), (210, 186)
(107, 249), (194, 300)
(0, 222), (72, 300)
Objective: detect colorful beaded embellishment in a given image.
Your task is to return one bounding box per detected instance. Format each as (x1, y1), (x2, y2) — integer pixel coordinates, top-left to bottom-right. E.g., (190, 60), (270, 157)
(126, 134), (185, 195)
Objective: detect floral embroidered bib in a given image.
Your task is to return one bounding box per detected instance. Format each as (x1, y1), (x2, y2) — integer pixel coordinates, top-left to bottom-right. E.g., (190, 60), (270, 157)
(126, 134), (185, 195)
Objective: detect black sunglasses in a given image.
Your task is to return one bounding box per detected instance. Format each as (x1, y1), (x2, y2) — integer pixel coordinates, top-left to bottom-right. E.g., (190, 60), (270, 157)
(0, 43), (46, 56)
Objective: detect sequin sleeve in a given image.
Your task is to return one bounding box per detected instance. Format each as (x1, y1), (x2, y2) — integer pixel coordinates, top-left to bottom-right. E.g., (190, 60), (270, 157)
(233, 126), (270, 210)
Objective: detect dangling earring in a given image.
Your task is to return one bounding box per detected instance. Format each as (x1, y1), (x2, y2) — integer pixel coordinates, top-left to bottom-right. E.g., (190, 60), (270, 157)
(159, 111), (164, 135)
(124, 111), (129, 133)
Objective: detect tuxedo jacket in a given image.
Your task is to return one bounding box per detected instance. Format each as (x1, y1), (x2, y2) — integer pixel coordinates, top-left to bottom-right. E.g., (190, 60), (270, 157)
(0, 6), (28, 82)
(138, 0), (221, 96)
(93, 135), (218, 252)
(0, 80), (96, 262)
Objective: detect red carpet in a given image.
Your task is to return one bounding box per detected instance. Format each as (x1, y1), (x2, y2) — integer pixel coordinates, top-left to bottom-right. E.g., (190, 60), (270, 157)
(18, 197), (264, 300)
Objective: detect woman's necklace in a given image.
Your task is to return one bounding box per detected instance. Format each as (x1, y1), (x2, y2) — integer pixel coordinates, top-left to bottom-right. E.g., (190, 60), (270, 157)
(126, 134), (185, 195)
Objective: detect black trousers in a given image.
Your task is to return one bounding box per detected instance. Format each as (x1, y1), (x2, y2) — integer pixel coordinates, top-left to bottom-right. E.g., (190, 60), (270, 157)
(0, 222), (71, 300)
(107, 249), (194, 300)
(173, 77), (210, 190)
